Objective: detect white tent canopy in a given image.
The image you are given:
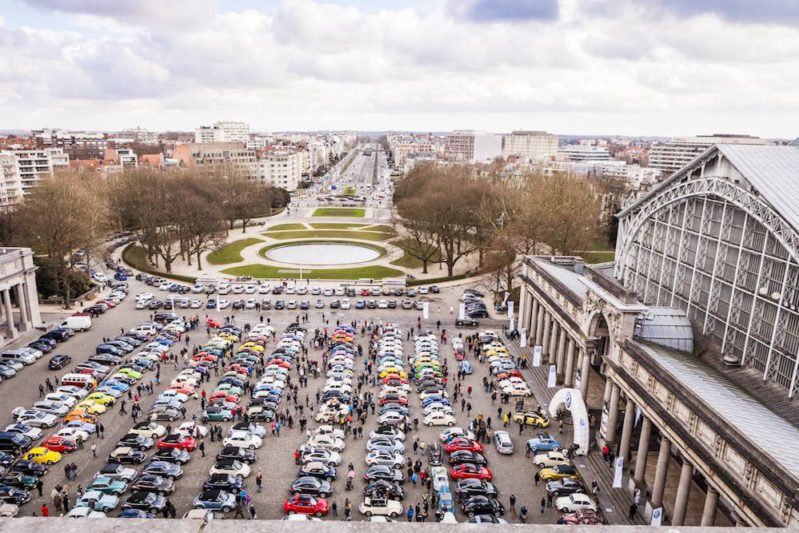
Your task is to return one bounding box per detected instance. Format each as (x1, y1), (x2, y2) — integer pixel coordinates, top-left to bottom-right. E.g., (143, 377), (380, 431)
(548, 388), (590, 456)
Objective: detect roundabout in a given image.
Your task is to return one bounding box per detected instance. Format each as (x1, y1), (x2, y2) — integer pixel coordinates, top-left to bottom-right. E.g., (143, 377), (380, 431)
(260, 240), (385, 266)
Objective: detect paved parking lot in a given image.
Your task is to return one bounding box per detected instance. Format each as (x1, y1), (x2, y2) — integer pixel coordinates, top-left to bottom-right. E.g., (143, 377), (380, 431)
(4, 277), (568, 523)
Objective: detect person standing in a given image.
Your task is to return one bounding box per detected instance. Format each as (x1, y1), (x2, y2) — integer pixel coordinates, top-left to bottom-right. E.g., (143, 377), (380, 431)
(199, 441), (205, 457)
(540, 497), (546, 515)
(509, 494), (516, 516)
(248, 503), (257, 520)
(256, 471), (263, 493)
(40, 504), (49, 517)
(36, 479), (43, 497)
(629, 502), (638, 520)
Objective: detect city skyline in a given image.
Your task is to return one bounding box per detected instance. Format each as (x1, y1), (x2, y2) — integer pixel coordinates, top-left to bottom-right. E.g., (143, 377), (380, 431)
(0, 0), (798, 137)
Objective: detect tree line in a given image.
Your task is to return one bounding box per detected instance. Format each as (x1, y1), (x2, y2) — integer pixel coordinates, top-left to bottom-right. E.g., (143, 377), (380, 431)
(0, 168), (287, 305)
(393, 163), (602, 292)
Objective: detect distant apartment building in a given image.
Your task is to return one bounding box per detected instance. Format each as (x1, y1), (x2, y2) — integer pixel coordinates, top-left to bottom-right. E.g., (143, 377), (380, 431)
(101, 148), (138, 174)
(558, 144), (612, 162)
(0, 148), (69, 209)
(33, 128), (108, 159)
(595, 160), (660, 190)
(648, 134), (767, 175)
(387, 135), (435, 168)
(117, 127), (159, 144)
(194, 121), (250, 144)
(172, 142), (257, 179)
(258, 151), (302, 191)
(0, 154), (23, 212)
(444, 131), (502, 163)
(502, 130), (558, 161)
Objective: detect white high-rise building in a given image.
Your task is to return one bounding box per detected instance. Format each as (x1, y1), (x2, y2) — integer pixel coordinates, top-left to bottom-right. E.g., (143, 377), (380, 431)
(502, 131), (559, 161)
(445, 131), (502, 163)
(558, 145), (612, 162)
(0, 148), (70, 210)
(649, 134), (767, 176)
(258, 151), (302, 191)
(0, 154), (24, 212)
(194, 121), (250, 144)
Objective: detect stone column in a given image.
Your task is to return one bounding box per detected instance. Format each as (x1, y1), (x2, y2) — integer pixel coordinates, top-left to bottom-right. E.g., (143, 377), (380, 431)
(541, 313), (552, 360)
(564, 338), (576, 386)
(3, 290), (16, 338)
(633, 417), (652, 484)
(529, 299), (539, 346)
(579, 347), (591, 399)
(14, 284), (30, 332)
(548, 321), (559, 364)
(618, 397), (635, 462)
(605, 383), (621, 446)
(555, 328), (567, 380)
(650, 438), (671, 508)
(672, 460), (694, 526)
(535, 306), (545, 347)
(700, 487), (719, 527)
(518, 288), (529, 331)
(522, 290), (533, 335)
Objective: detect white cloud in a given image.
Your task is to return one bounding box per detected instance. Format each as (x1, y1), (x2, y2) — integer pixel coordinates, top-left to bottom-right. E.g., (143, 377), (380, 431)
(0, 0), (798, 137)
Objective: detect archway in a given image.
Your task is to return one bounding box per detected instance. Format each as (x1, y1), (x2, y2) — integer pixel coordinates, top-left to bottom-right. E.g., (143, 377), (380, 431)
(548, 388), (589, 456)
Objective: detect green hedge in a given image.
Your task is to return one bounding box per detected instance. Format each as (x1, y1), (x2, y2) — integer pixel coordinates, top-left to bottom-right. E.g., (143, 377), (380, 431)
(122, 244), (198, 283)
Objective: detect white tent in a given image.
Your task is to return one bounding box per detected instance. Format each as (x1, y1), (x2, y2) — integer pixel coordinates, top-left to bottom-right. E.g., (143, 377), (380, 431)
(548, 388), (590, 456)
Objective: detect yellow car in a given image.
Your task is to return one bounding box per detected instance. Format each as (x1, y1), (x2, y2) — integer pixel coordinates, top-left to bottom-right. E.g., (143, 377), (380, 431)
(512, 411), (550, 428)
(379, 368), (408, 379)
(23, 447), (62, 465)
(218, 333), (238, 343)
(539, 465), (578, 482)
(240, 342), (264, 353)
(74, 401), (107, 415)
(85, 393), (116, 406)
(486, 348), (509, 358)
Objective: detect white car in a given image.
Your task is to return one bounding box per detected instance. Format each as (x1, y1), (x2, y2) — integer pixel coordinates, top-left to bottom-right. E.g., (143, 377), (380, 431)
(306, 425), (345, 440)
(135, 293), (154, 302)
(158, 390), (191, 403)
(340, 299), (351, 310)
(503, 385), (532, 397)
(424, 412), (456, 427)
(493, 430), (514, 455)
(210, 460), (251, 478)
(217, 299), (231, 309)
(323, 288), (333, 296)
(177, 422), (209, 439)
(13, 410), (57, 428)
(377, 300), (388, 309)
(5, 423), (43, 440)
(306, 434), (345, 452)
(423, 403), (453, 416)
(300, 447), (342, 466)
(66, 507), (106, 518)
(556, 493), (597, 513)
(534, 451), (571, 468)
(378, 411), (407, 425)
(129, 422), (167, 439)
(45, 392), (77, 408)
(245, 299), (257, 309)
(431, 467), (449, 492)
(223, 431), (263, 450)
(31, 400), (69, 416)
(358, 497), (403, 518)
(56, 427), (90, 442)
(258, 285), (271, 294)
(439, 428), (475, 445)
(365, 450), (404, 468)
(57, 386), (89, 400)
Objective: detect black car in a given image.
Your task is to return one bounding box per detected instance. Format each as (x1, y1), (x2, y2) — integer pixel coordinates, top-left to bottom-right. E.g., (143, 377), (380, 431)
(467, 309), (489, 319)
(117, 336), (143, 347)
(430, 286), (440, 294)
(299, 301), (310, 310)
(216, 446), (256, 464)
(203, 473), (244, 493)
(232, 300), (245, 310)
(130, 474), (175, 494)
(48, 354), (72, 370)
(364, 479), (404, 500)
(546, 478), (583, 497)
(41, 328), (72, 342)
(96, 344), (124, 357)
(387, 300), (397, 309)
(464, 288), (485, 297)
(274, 300), (285, 310)
(461, 495), (505, 517)
(108, 448), (147, 465)
(0, 484), (30, 504)
(428, 443), (443, 466)
(455, 318), (480, 328)
(29, 341), (54, 353)
(455, 479), (498, 501)
(123, 491), (166, 513)
(2, 472), (37, 490)
(272, 286), (283, 295)
(363, 465), (404, 484)
(289, 476), (331, 498)
(142, 461), (182, 480)
(449, 451), (488, 466)
(11, 460), (46, 477)
(117, 434), (154, 451)
(329, 300), (340, 309)
(89, 353), (122, 366)
(152, 448), (191, 465)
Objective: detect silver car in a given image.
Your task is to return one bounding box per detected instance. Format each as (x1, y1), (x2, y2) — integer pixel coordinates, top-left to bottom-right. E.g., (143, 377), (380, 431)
(493, 430), (514, 455)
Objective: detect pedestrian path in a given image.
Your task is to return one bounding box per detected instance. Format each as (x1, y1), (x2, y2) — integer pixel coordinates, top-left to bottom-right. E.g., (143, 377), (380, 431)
(504, 336), (644, 526)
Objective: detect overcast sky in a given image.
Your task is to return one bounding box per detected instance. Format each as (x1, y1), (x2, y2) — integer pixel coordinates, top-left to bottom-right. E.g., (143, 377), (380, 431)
(1, 0), (798, 138)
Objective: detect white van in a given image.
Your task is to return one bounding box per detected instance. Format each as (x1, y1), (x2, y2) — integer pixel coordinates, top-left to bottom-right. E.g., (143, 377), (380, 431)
(61, 314), (92, 332)
(1, 349), (37, 365)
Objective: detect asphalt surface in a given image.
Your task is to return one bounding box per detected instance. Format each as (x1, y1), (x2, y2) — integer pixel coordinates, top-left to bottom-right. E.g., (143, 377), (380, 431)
(5, 274), (567, 523)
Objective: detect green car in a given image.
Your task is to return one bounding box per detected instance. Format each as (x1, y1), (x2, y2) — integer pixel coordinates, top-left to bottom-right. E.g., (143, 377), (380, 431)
(215, 383), (244, 397)
(117, 367), (143, 380)
(414, 368), (443, 379)
(201, 406), (233, 422)
(3, 472), (38, 490)
(87, 476), (128, 495)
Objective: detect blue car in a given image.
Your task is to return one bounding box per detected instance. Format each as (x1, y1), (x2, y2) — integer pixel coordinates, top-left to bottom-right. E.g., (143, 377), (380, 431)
(355, 300), (366, 309)
(206, 299), (217, 309)
(103, 380), (130, 392)
(193, 489), (236, 512)
(527, 433), (563, 453)
(119, 509), (155, 518)
(459, 361), (473, 375)
(422, 396), (450, 407)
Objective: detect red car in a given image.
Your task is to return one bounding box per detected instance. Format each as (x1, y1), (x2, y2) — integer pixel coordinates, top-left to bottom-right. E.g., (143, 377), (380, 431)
(360, 289), (371, 296)
(451, 464), (492, 481)
(379, 396), (409, 406)
(157, 434), (197, 451)
(444, 438), (484, 454)
(42, 436), (77, 453)
(454, 351), (466, 361)
(383, 376), (409, 385)
(169, 384), (196, 396)
(496, 369), (523, 380)
(269, 359), (292, 369)
(210, 391), (239, 403)
(283, 494), (329, 516)
(194, 353), (217, 363)
(206, 318), (222, 328)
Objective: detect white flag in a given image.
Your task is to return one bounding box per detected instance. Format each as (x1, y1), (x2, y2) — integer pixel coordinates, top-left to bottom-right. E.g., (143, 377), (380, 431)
(533, 346), (542, 367)
(650, 507), (663, 527)
(613, 457), (624, 488)
(520, 328), (527, 348)
(422, 302), (429, 320)
(547, 364), (557, 388)
(458, 303), (466, 320)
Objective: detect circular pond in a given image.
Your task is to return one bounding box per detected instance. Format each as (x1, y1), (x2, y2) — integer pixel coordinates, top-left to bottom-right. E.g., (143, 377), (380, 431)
(264, 242), (382, 265)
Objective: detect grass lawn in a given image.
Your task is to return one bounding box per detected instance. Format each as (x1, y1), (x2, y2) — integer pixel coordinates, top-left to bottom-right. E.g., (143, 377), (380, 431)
(312, 207), (366, 218)
(362, 224), (396, 233)
(267, 223), (307, 231)
(264, 230), (394, 241)
(221, 264), (404, 280)
(390, 252), (423, 269)
(206, 238), (263, 265)
(308, 223), (367, 229)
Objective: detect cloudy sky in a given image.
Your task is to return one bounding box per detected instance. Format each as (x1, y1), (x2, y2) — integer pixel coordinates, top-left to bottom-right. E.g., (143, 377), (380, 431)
(1, 0), (798, 137)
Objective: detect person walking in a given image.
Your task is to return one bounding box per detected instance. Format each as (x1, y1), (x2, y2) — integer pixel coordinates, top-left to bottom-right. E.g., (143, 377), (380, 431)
(199, 441), (205, 457)
(90, 443), (96, 458)
(629, 502), (638, 520)
(249, 503), (257, 519)
(256, 471), (263, 493)
(540, 497), (546, 515)
(509, 494), (516, 516)
(331, 501), (338, 517)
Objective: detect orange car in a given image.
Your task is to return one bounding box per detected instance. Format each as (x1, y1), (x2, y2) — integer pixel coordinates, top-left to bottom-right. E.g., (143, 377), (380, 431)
(65, 410), (98, 425)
